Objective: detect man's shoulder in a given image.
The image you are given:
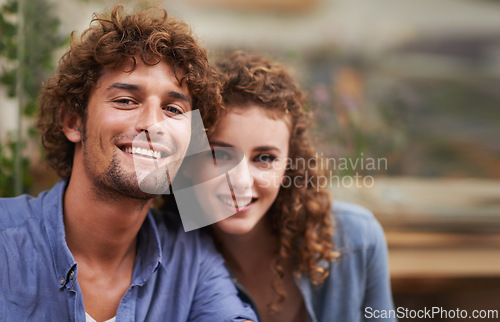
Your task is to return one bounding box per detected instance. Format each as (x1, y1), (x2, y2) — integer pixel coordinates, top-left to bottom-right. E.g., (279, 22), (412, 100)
(0, 187), (61, 298)
(150, 207), (183, 230)
(0, 182), (62, 230)
(150, 207), (189, 241)
(145, 209), (257, 322)
(149, 207), (213, 253)
(0, 193), (40, 229)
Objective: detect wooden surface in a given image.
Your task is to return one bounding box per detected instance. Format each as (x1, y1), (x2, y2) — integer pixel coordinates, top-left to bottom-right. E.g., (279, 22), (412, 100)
(387, 231), (500, 278)
(333, 177), (500, 277)
(334, 177), (500, 231)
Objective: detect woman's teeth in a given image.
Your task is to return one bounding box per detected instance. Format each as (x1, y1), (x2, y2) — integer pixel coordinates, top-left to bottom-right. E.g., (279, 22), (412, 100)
(217, 195), (252, 207)
(125, 147), (162, 159)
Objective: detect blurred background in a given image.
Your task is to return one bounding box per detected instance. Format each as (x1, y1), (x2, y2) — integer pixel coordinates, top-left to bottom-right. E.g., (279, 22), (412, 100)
(1, 0), (499, 320)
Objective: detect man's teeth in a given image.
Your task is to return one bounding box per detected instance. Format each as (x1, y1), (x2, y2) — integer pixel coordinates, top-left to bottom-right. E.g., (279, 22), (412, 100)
(218, 195), (252, 207)
(124, 147), (162, 159)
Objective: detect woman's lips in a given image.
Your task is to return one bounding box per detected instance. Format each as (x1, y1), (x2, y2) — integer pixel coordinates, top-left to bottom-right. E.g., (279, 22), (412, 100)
(216, 194), (256, 213)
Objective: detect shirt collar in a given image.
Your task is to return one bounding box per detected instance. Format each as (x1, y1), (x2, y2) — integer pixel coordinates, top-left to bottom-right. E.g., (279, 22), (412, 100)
(42, 180), (77, 289)
(295, 275), (318, 322)
(131, 210), (162, 286)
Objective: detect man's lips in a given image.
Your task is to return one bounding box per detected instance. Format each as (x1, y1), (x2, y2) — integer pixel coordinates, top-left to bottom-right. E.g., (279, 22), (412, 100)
(123, 146), (163, 159)
(118, 142), (173, 160)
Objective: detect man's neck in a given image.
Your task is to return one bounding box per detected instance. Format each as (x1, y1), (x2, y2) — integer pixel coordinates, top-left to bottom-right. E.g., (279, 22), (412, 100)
(63, 174), (152, 266)
(61, 167), (155, 322)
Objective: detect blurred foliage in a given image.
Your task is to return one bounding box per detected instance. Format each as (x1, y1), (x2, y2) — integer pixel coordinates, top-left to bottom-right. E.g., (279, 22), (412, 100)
(0, 0), (66, 117)
(298, 41), (500, 179)
(0, 133), (32, 197)
(376, 78), (500, 178)
(309, 64), (500, 179)
(0, 0), (66, 197)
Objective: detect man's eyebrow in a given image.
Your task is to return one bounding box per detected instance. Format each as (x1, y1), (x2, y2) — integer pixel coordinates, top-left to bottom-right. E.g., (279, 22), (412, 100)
(107, 82), (141, 91)
(106, 83), (191, 105)
(169, 91), (191, 105)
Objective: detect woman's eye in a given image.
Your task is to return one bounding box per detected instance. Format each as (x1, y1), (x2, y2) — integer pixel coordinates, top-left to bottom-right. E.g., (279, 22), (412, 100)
(213, 149), (231, 161)
(256, 154), (276, 163)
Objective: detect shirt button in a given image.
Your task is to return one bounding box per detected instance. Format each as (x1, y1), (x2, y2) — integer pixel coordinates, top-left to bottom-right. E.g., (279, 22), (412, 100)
(69, 271), (75, 280)
(59, 278), (65, 285)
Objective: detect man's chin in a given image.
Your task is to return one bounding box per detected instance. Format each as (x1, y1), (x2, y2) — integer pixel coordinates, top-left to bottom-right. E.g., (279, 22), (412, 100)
(138, 177), (171, 196)
(93, 173), (162, 202)
(91, 155), (180, 201)
(136, 165), (173, 195)
(133, 156), (184, 193)
(103, 177), (157, 201)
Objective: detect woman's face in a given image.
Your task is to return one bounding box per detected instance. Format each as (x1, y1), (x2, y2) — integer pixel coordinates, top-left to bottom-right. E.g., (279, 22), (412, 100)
(198, 105), (290, 235)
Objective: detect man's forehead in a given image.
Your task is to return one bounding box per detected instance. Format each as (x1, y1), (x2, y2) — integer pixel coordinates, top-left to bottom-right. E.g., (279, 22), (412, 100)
(96, 56), (190, 92)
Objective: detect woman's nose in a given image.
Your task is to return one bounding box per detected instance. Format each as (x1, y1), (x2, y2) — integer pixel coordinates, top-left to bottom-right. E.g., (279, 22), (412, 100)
(227, 156), (253, 195)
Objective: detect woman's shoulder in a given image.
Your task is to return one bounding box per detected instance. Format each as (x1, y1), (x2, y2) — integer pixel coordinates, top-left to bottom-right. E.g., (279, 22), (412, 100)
(331, 200), (387, 252)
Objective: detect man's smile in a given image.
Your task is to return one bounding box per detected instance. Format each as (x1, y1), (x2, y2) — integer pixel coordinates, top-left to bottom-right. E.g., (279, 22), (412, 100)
(117, 139), (174, 162)
(123, 146), (164, 159)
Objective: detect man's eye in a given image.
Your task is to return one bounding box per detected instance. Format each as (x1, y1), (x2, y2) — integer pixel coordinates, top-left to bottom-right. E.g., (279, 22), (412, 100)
(114, 98), (135, 105)
(164, 106), (183, 115)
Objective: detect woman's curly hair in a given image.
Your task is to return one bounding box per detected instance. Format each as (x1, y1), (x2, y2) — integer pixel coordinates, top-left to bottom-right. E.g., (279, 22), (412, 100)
(37, 4), (222, 178)
(215, 51), (339, 312)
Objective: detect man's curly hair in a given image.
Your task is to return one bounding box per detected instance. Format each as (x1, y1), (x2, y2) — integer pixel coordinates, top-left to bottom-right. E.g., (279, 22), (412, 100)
(215, 51), (339, 313)
(37, 5), (221, 178)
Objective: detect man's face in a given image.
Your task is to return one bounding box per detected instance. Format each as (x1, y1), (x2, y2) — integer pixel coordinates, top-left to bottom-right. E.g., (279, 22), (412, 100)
(73, 58), (192, 200)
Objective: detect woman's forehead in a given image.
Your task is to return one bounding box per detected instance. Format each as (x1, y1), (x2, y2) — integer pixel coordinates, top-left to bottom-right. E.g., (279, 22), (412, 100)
(223, 103), (292, 130)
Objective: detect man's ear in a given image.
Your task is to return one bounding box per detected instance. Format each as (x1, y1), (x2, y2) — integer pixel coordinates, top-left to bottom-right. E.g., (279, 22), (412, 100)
(61, 109), (83, 143)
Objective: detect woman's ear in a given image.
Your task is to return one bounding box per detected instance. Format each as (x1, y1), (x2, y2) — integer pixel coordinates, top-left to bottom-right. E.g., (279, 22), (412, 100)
(61, 109), (83, 143)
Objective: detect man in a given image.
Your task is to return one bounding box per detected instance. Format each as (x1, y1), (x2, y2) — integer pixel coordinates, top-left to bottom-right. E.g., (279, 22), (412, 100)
(0, 5), (255, 321)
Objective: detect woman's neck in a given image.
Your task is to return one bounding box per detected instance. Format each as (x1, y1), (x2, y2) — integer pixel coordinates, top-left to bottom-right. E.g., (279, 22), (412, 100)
(213, 216), (308, 322)
(213, 217), (278, 277)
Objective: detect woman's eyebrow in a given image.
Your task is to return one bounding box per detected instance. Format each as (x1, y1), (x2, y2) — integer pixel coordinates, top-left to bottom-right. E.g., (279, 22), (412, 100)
(254, 145), (281, 153)
(211, 141), (281, 153)
(210, 140), (234, 148)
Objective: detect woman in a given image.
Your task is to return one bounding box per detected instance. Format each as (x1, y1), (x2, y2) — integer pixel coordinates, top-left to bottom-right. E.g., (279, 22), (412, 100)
(175, 51), (395, 322)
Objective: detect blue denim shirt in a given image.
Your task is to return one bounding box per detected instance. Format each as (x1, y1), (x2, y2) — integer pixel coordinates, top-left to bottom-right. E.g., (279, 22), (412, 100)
(231, 201), (396, 322)
(0, 181), (256, 321)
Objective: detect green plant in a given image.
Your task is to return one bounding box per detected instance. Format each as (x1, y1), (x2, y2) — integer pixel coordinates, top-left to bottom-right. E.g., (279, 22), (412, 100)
(0, 0), (66, 197)
(0, 132), (32, 197)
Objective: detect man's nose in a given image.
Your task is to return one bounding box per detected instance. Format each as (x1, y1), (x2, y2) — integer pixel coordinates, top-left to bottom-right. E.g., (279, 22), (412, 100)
(135, 100), (165, 136)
